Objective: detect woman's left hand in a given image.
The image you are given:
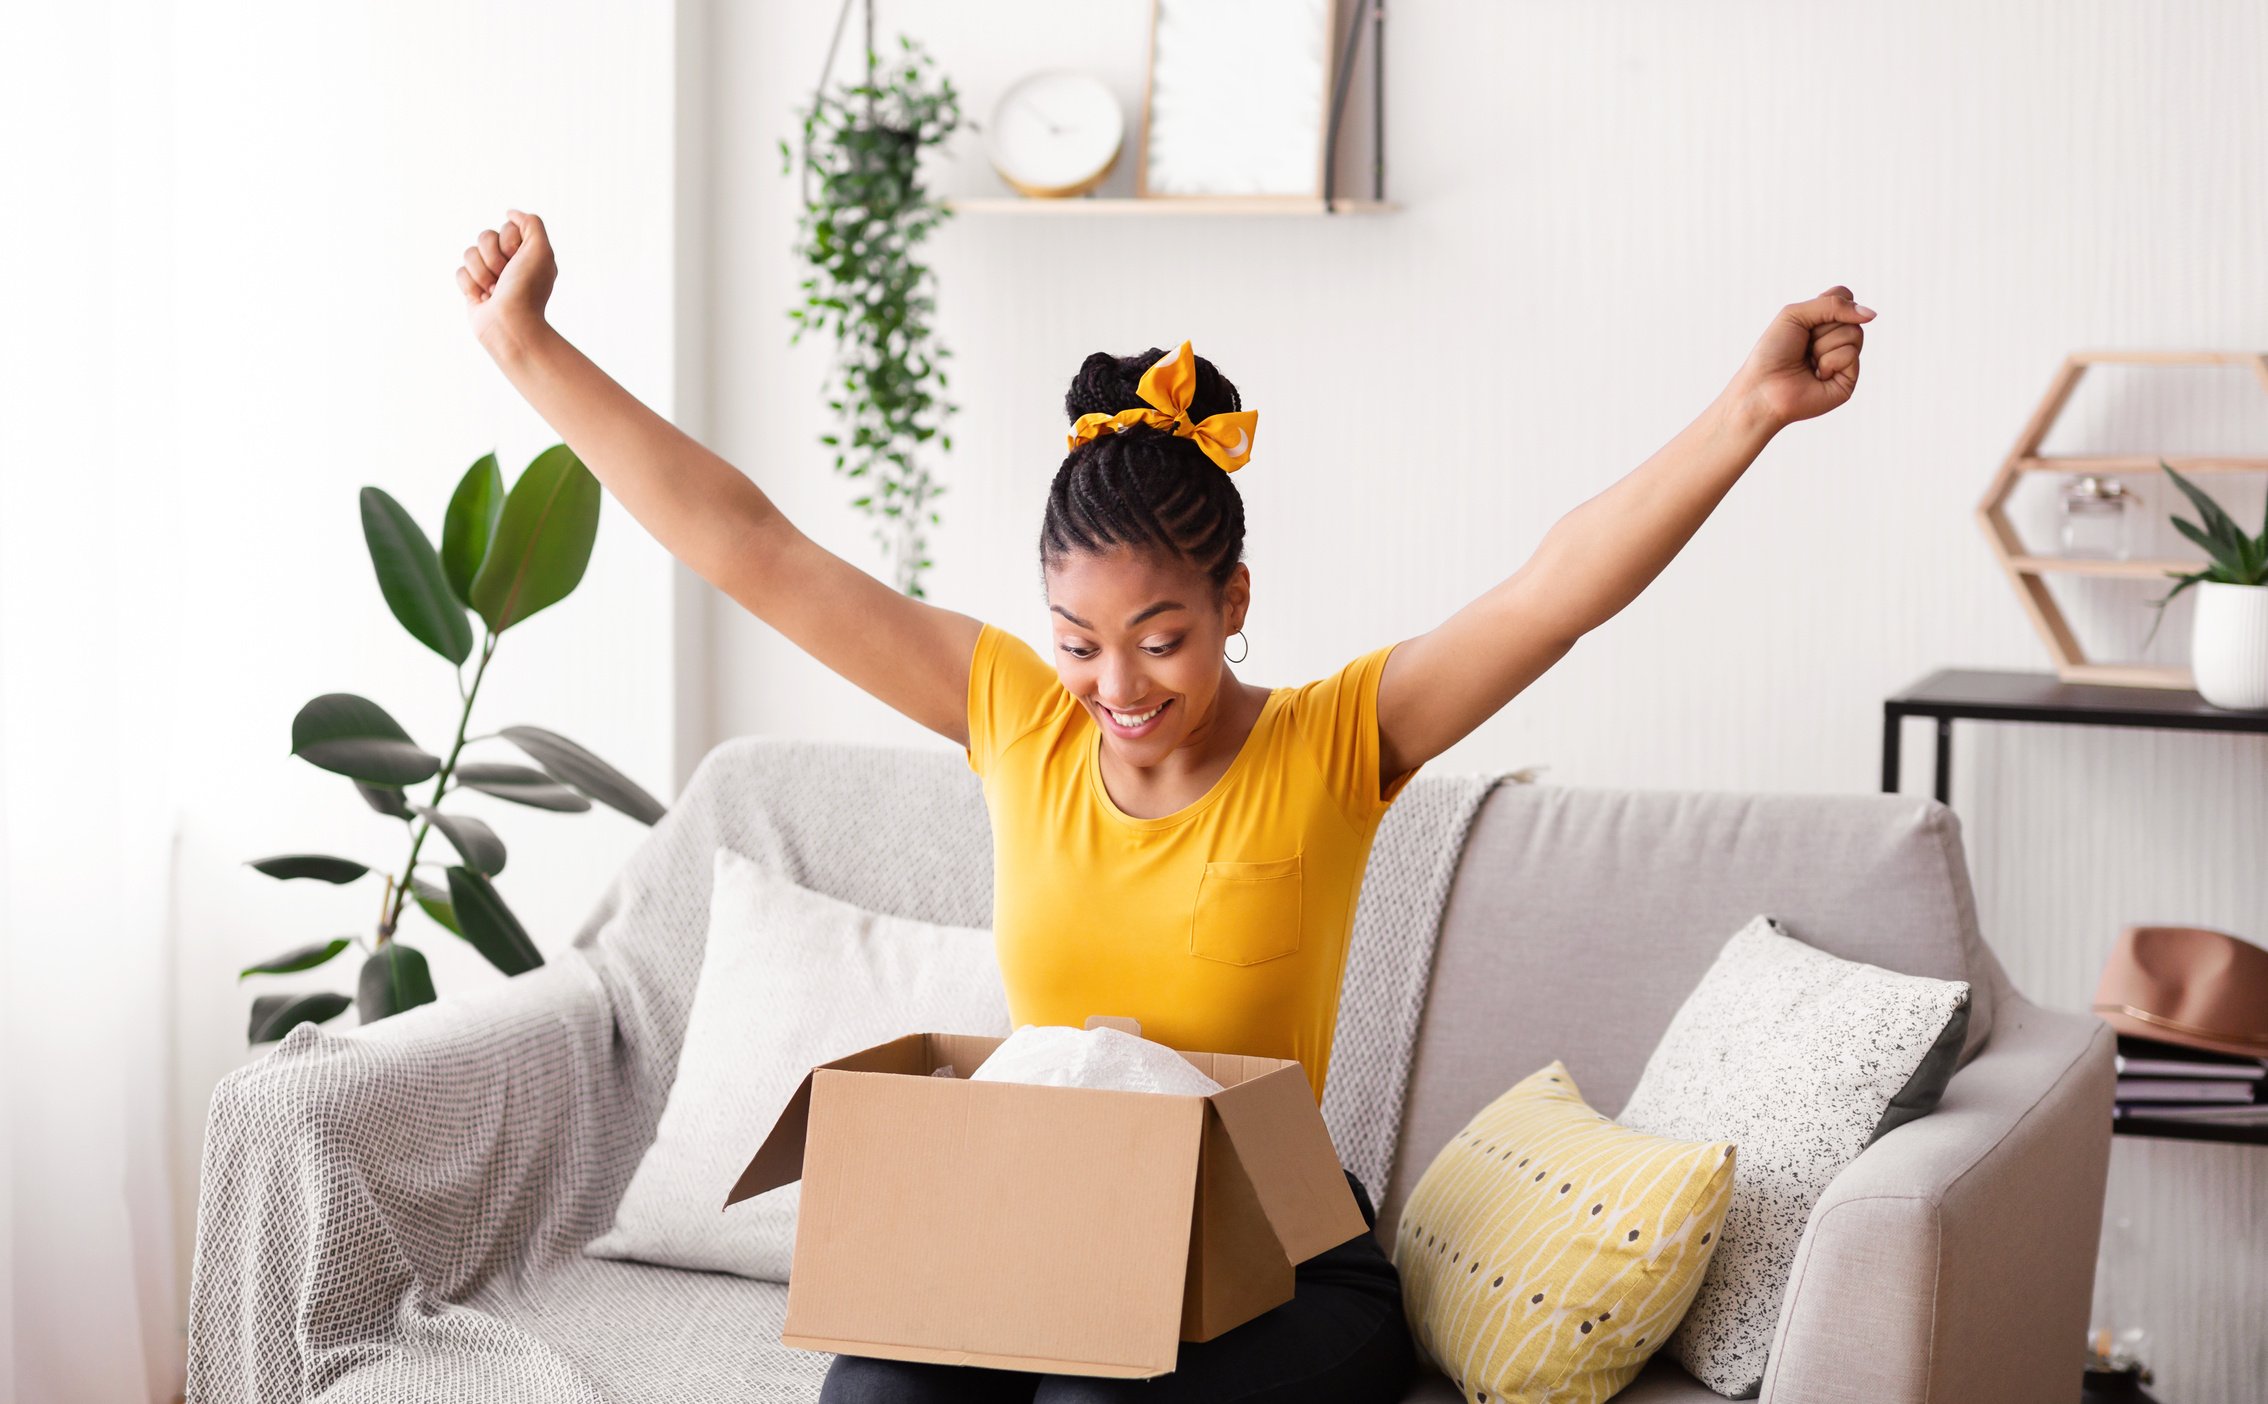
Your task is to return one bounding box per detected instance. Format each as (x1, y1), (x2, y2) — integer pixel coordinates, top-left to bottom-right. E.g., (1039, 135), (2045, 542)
(1728, 286), (1875, 432)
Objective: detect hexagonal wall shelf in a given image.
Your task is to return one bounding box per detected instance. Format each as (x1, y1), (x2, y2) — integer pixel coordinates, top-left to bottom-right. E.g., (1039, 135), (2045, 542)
(1977, 350), (2268, 689)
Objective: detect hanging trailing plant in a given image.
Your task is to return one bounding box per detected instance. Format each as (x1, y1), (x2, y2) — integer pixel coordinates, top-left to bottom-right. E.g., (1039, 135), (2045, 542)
(781, 8), (966, 599)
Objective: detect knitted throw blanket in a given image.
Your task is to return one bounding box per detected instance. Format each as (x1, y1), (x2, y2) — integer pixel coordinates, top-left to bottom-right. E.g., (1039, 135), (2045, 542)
(185, 737), (1506, 1402)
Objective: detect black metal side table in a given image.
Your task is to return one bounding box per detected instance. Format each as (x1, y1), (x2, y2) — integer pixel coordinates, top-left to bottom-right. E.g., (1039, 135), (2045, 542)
(1881, 668), (2268, 806)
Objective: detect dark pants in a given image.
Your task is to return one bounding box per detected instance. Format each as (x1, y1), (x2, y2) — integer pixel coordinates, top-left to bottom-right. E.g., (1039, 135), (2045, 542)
(818, 1167), (1417, 1404)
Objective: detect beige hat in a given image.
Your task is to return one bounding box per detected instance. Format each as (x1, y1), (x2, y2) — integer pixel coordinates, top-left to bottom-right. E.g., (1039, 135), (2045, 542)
(2091, 924), (2268, 1059)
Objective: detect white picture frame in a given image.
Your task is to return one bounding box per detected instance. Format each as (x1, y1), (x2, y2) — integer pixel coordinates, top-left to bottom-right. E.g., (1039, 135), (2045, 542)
(1138, 0), (1338, 200)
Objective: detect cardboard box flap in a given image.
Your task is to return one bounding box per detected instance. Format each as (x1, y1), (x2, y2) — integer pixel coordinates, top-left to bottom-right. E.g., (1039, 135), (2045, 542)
(723, 1033), (933, 1209)
(1205, 1067), (1369, 1263)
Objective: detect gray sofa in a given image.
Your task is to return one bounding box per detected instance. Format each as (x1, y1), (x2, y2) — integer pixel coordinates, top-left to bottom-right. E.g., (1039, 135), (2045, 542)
(185, 738), (2113, 1404)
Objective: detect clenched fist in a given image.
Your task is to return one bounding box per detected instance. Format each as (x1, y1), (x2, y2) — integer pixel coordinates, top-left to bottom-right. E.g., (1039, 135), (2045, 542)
(1727, 285), (1875, 432)
(457, 209), (556, 351)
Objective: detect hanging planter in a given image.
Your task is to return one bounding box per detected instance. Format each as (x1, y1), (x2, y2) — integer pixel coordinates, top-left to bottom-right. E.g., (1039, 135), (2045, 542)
(782, 2), (967, 599)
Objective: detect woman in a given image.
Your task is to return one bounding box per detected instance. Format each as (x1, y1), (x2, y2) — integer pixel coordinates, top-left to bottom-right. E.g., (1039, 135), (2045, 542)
(457, 210), (1870, 1403)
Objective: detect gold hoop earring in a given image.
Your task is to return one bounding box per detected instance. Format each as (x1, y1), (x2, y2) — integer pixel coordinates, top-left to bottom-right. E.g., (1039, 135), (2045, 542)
(1224, 629), (1248, 664)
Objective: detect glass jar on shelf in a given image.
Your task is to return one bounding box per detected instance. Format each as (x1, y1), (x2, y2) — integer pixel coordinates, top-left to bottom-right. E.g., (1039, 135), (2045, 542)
(2059, 474), (2140, 559)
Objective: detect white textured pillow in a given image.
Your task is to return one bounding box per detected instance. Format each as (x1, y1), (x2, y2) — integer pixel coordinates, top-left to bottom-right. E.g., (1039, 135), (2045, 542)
(1615, 915), (1970, 1399)
(583, 846), (1012, 1281)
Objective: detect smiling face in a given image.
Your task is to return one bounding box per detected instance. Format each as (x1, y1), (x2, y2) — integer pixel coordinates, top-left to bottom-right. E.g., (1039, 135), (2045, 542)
(1045, 545), (1250, 757)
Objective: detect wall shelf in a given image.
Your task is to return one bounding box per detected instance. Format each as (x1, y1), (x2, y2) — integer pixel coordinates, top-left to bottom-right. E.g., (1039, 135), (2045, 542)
(943, 196), (1396, 217)
(2007, 555), (2198, 578)
(1976, 350), (2268, 689)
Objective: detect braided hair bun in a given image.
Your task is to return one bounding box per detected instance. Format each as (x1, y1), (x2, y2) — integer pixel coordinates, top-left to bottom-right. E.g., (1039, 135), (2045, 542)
(1041, 346), (1248, 595)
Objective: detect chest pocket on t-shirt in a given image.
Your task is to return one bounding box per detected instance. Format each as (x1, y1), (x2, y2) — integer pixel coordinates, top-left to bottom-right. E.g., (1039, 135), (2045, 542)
(1189, 854), (1304, 966)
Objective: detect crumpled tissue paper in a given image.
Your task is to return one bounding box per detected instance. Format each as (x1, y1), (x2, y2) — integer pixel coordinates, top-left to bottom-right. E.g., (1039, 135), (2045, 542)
(968, 1025), (1224, 1097)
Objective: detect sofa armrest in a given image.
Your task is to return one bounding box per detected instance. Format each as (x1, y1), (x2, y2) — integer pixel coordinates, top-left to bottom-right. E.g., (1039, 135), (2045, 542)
(185, 953), (633, 1404)
(1759, 993), (2115, 1404)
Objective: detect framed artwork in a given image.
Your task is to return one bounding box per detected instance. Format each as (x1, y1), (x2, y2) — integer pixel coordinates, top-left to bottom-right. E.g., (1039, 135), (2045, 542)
(1138, 0), (1337, 199)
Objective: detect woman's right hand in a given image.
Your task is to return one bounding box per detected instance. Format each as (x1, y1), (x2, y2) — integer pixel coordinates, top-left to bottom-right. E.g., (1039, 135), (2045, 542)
(457, 208), (556, 352)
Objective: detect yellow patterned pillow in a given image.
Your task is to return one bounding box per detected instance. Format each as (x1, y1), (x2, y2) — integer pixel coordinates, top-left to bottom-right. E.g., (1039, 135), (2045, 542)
(1393, 1061), (1736, 1404)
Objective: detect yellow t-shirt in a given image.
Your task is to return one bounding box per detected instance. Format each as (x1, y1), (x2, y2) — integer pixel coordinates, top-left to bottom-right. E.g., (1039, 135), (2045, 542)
(963, 621), (1424, 1105)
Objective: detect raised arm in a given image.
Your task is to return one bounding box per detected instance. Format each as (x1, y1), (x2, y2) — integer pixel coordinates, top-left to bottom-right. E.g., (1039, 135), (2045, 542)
(458, 209), (982, 747)
(1373, 287), (1876, 788)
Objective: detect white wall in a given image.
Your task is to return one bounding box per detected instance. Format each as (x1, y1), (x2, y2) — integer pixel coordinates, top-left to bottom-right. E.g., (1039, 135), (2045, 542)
(689, 2), (2266, 1400)
(5, 2), (687, 1396)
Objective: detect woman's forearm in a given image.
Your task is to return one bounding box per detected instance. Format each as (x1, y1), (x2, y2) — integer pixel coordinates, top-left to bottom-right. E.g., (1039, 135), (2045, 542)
(480, 318), (784, 586)
(1519, 390), (1779, 644)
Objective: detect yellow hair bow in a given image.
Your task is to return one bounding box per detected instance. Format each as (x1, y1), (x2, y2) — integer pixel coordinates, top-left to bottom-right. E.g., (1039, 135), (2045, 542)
(1065, 339), (1260, 473)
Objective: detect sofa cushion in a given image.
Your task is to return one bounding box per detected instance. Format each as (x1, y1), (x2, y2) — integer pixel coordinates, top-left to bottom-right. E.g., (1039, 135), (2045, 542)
(1615, 914), (1970, 1397)
(1383, 787), (2002, 1252)
(583, 847), (1011, 1281)
(1393, 1061), (1735, 1404)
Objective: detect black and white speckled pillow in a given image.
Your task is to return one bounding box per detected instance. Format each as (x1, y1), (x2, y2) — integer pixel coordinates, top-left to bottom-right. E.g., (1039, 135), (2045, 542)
(1615, 914), (1970, 1398)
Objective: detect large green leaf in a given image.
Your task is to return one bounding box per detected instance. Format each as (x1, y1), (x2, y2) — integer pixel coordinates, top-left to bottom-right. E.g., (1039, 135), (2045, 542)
(468, 445), (601, 634)
(410, 804), (506, 876)
(445, 866), (544, 976)
(246, 854), (370, 883)
(411, 875), (462, 935)
(2170, 516), (2247, 576)
(500, 724), (667, 824)
(452, 761), (592, 812)
(361, 486), (474, 665)
(357, 942), (438, 1022)
(440, 452), (505, 609)
(238, 937), (352, 978)
(2160, 462), (2254, 562)
(354, 779), (415, 819)
(247, 991), (353, 1044)
(291, 694), (441, 785)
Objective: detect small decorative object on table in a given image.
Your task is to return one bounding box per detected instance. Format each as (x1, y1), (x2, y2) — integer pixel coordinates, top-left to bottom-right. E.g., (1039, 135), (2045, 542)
(2060, 473), (2142, 559)
(2082, 1328), (2160, 1402)
(2143, 461), (2268, 709)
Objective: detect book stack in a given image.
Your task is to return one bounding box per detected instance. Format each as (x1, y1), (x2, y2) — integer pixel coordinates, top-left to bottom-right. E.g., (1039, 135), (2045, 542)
(2112, 1032), (2268, 1127)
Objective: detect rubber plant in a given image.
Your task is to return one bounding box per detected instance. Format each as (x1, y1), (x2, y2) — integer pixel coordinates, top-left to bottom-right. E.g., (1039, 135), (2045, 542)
(781, 6), (966, 599)
(2142, 459), (2268, 646)
(238, 445), (668, 1046)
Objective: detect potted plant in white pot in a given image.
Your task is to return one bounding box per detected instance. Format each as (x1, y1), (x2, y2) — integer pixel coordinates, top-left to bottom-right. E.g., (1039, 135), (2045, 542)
(2144, 460), (2268, 709)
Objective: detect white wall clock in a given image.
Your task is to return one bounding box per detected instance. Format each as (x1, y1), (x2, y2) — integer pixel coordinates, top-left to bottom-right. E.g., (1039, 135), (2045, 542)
(986, 71), (1125, 199)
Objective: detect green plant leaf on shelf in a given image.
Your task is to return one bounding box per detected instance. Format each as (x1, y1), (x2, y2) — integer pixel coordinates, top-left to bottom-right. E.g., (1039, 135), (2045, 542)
(357, 942), (438, 1022)
(2168, 516), (2245, 577)
(291, 694), (441, 785)
(238, 937), (353, 979)
(410, 875), (462, 935)
(440, 451), (505, 610)
(468, 444), (602, 635)
(410, 803), (507, 876)
(245, 854), (370, 883)
(445, 866), (544, 976)
(247, 991), (353, 1045)
(451, 761), (593, 812)
(2160, 462), (2259, 568)
(360, 486), (474, 666)
(498, 724), (667, 825)
(354, 779), (415, 819)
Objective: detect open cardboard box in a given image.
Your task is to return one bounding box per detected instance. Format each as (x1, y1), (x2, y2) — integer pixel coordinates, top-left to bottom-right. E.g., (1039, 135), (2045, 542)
(723, 1014), (1368, 1378)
